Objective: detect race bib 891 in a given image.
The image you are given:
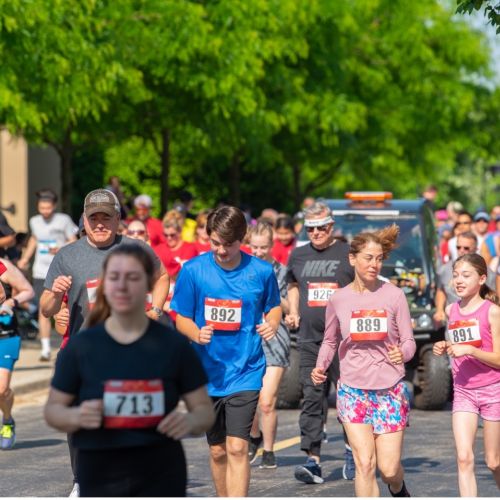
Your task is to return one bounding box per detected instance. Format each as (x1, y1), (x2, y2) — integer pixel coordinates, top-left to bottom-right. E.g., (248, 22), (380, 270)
(447, 319), (481, 347)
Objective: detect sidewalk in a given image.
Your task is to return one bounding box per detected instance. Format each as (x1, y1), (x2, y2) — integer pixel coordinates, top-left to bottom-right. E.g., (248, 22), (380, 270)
(11, 338), (56, 396)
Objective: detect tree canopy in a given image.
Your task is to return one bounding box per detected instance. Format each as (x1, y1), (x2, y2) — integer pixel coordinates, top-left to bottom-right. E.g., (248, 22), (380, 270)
(1, 0), (499, 217)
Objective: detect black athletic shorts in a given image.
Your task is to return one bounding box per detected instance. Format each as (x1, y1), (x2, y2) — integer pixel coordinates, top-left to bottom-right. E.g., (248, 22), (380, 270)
(33, 278), (45, 304)
(206, 390), (259, 446)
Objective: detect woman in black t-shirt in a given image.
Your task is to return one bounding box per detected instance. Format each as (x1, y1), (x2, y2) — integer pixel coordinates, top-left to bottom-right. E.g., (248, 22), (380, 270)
(44, 244), (214, 497)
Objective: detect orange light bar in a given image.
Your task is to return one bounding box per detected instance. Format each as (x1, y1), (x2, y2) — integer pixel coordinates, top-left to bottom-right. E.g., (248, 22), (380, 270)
(344, 191), (393, 202)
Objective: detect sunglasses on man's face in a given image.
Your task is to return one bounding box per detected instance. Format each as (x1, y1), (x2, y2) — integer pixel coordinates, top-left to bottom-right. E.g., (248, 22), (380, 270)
(164, 232), (178, 238)
(127, 230), (145, 236)
(456, 246), (471, 251)
(306, 225), (330, 233)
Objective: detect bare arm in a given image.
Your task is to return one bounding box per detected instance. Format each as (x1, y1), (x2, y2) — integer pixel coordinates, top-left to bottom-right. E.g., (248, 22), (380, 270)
(44, 387), (103, 433)
(285, 283), (300, 329)
(433, 288), (447, 323)
(54, 301), (69, 336)
(0, 258), (35, 306)
(40, 275), (72, 317)
(17, 236), (38, 270)
(157, 386), (215, 440)
(256, 305), (282, 341)
(0, 234), (15, 249)
(146, 264), (170, 320)
(176, 313), (214, 345)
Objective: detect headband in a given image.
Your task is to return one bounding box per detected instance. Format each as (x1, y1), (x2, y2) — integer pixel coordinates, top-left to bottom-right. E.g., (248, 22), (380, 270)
(304, 216), (334, 227)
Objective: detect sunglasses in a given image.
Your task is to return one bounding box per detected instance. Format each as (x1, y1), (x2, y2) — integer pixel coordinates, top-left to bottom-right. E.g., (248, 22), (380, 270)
(306, 225), (330, 233)
(127, 230), (145, 236)
(456, 221), (471, 226)
(456, 246), (472, 251)
(164, 232), (178, 238)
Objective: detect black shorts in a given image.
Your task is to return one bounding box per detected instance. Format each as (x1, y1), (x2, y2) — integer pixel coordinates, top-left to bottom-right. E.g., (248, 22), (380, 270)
(206, 390), (259, 446)
(33, 278), (45, 304)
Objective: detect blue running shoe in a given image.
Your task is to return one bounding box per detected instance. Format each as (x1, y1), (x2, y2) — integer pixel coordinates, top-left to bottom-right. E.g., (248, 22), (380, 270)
(294, 457), (324, 484)
(1, 420), (16, 450)
(342, 444), (355, 480)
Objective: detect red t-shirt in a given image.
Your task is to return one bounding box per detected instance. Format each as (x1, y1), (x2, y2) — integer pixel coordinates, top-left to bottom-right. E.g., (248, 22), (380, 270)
(0, 262), (6, 275)
(271, 238), (296, 265)
(240, 244), (252, 255)
(153, 242), (198, 271)
(126, 216), (165, 247)
(194, 240), (211, 254)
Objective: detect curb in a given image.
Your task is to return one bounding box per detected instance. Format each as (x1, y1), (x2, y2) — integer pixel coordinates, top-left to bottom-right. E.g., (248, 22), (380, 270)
(11, 375), (52, 396)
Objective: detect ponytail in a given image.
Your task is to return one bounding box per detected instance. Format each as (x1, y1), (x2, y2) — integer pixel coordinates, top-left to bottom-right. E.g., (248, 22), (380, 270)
(84, 280), (111, 329)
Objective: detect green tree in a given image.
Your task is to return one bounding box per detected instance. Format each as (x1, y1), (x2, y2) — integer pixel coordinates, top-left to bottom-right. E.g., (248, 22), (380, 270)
(457, 1), (500, 33)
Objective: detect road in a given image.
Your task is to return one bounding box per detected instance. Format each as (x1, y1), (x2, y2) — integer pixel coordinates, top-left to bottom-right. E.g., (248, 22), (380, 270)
(1, 391), (498, 497)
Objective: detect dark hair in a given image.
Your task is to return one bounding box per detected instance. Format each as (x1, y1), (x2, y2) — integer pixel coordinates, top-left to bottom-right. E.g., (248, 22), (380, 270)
(457, 210), (473, 221)
(275, 214), (294, 232)
(349, 224), (399, 260)
(206, 206), (247, 244)
(452, 254), (499, 305)
(85, 244), (155, 328)
(36, 188), (57, 204)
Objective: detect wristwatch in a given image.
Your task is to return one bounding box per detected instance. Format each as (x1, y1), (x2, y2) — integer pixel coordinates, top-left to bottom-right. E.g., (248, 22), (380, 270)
(150, 306), (163, 317)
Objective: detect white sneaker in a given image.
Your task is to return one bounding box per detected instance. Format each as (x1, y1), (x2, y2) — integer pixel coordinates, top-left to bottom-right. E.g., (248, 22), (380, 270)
(69, 483), (79, 497)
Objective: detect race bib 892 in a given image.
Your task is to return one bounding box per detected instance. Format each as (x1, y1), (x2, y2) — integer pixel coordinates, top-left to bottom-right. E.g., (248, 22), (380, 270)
(204, 298), (242, 331)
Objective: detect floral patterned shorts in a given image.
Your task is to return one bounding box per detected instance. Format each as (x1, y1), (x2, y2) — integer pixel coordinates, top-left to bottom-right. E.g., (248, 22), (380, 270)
(337, 381), (410, 434)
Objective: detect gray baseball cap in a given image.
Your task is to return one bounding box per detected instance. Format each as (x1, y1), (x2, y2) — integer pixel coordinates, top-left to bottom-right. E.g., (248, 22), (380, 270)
(84, 189), (120, 217)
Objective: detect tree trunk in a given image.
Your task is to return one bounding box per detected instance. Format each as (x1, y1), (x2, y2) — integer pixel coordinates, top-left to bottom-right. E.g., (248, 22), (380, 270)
(229, 152), (241, 207)
(292, 161), (302, 212)
(160, 128), (170, 216)
(60, 146), (73, 216)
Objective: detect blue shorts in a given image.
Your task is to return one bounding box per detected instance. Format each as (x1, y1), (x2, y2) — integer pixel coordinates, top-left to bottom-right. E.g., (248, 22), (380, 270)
(0, 335), (21, 371)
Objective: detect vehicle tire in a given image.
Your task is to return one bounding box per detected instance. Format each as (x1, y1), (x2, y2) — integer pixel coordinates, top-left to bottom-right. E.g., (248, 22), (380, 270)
(414, 347), (451, 410)
(276, 346), (302, 409)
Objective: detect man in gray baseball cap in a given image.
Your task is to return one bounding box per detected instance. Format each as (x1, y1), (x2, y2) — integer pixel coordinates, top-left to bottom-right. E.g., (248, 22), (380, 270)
(40, 188), (170, 496)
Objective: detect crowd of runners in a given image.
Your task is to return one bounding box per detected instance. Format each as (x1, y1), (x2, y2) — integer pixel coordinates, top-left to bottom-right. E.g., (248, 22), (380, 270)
(0, 181), (499, 497)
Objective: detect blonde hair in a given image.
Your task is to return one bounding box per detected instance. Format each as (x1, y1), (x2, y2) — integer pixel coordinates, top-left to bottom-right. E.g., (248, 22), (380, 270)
(162, 209), (183, 232)
(247, 221), (274, 245)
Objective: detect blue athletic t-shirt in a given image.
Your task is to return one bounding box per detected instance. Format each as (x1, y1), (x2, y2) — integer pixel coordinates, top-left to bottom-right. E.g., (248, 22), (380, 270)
(171, 251), (280, 397)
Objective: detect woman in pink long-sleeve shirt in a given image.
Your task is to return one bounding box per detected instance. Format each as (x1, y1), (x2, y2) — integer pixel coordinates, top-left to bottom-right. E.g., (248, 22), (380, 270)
(311, 225), (416, 497)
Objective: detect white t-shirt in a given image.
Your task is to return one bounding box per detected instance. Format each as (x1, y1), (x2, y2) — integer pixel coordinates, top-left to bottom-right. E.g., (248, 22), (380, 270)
(30, 213), (78, 279)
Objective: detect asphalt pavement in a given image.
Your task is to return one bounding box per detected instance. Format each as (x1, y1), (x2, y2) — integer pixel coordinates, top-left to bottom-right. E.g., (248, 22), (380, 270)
(3, 339), (499, 497)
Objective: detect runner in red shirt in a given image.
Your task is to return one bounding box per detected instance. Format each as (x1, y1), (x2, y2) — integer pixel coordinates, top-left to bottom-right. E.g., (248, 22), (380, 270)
(272, 215), (296, 265)
(194, 211), (211, 254)
(126, 195), (165, 247)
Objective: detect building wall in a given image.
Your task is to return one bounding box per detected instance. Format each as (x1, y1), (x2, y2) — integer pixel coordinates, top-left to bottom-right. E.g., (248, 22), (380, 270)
(0, 130), (61, 233)
(0, 130), (28, 232)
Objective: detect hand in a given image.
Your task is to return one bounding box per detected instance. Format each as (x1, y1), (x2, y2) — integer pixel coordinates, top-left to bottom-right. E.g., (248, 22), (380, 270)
(433, 310), (445, 323)
(157, 411), (194, 440)
(433, 341), (448, 356)
(447, 343), (473, 358)
(146, 309), (161, 321)
(78, 400), (103, 429)
(198, 325), (214, 345)
(54, 307), (70, 330)
(311, 367), (327, 385)
(387, 344), (404, 365)
(256, 320), (276, 341)
(51, 275), (72, 295)
(0, 303), (14, 316)
(285, 313), (300, 329)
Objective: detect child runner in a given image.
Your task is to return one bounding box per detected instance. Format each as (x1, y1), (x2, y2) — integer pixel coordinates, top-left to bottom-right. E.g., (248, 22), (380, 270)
(433, 253), (500, 496)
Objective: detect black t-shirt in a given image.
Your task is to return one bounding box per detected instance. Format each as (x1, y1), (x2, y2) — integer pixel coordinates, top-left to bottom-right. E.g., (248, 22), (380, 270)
(51, 320), (208, 450)
(286, 240), (354, 343)
(0, 212), (15, 258)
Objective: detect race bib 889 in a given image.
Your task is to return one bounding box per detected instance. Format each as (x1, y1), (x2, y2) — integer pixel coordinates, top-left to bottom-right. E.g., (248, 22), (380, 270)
(350, 309), (388, 341)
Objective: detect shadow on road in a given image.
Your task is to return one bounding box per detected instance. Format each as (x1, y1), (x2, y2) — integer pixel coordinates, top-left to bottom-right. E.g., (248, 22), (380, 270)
(15, 438), (65, 450)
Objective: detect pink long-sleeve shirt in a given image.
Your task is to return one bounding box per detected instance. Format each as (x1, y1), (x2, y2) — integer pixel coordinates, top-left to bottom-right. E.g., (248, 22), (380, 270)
(316, 281), (416, 390)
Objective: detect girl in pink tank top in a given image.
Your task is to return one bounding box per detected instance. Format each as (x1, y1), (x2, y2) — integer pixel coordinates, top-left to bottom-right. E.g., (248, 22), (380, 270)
(433, 253), (500, 496)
